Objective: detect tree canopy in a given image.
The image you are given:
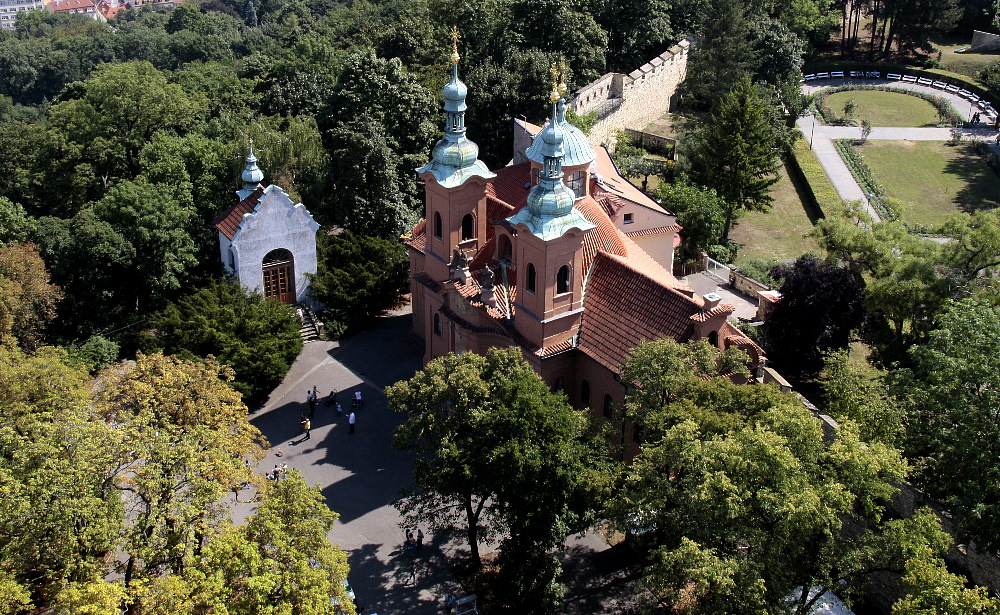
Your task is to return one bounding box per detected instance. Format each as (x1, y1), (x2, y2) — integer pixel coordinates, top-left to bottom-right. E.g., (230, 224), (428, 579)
(387, 347), (612, 613)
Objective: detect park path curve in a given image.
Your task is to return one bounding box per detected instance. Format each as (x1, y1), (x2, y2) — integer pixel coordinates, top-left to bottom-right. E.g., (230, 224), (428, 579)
(796, 77), (1000, 223)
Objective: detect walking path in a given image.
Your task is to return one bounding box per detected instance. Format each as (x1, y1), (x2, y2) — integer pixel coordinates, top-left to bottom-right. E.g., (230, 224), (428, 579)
(797, 78), (1000, 223)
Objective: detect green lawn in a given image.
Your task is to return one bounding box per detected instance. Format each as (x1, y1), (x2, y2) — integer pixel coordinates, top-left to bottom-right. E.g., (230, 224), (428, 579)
(857, 140), (1000, 228)
(730, 161), (821, 261)
(825, 90), (941, 127)
(933, 35), (999, 79)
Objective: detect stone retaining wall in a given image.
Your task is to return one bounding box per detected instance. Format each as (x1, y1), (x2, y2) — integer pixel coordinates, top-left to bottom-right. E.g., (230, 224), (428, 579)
(570, 38), (692, 148)
(971, 30), (1000, 52)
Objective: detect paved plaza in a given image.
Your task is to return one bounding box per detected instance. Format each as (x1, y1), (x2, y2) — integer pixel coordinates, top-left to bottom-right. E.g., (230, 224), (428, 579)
(235, 307), (640, 614)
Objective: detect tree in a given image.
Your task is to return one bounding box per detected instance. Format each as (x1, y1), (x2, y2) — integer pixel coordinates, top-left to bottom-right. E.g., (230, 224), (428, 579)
(0, 243), (62, 350)
(609, 338), (957, 615)
(819, 349), (903, 445)
(893, 550), (1000, 615)
(308, 230), (409, 335)
(142, 280), (303, 402)
(93, 180), (199, 305)
(33, 210), (137, 340)
(187, 472), (354, 615)
(892, 297), (1000, 552)
(387, 348), (611, 612)
(763, 255), (866, 377)
(95, 352), (267, 588)
(47, 61), (208, 181)
(656, 177), (727, 255)
(595, 0), (673, 72)
(0, 197), (37, 245)
(0, 345), (123, 609)
(687, 75), (780, 241)
(678, 0), (755, 110)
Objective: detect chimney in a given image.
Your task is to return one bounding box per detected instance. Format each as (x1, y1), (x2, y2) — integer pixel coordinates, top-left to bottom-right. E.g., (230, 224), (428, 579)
(702, 292), (721, 311)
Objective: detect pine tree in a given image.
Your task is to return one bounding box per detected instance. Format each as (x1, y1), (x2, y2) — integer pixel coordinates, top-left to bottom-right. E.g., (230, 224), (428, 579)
(687, 74), (779, 242)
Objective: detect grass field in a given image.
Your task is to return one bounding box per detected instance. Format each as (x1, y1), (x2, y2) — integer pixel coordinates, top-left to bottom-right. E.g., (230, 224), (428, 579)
(857, 140), (1000, 228)
(933, 34), (999, 79)
(825, 90), (941, 127)
(730, 161), (821, 261)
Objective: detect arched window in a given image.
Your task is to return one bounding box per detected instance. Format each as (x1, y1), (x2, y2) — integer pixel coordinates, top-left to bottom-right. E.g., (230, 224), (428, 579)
(461, 214), (475, 241)
(603, 394), (613, 420)
(433, 313), (442, 336)
(566, 170), (585, 198)
(556, 265), (570, 294)
(708, 331), (719, 348)
(433, 212), (442, 239)
(580, 379), (591, 407)
(526, 263), (536, 294)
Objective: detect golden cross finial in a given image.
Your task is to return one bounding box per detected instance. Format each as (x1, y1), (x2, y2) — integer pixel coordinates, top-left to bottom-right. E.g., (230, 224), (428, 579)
(558, 60), (567, 96)
(450, 27), (461, 64)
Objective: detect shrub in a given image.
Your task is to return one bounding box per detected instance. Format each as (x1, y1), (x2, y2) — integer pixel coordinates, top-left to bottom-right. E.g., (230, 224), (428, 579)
(141, 280), (303, 402)
(734, 257), (780, 287)
(308, 230), (409, 336)
(65, 335), (120, 373)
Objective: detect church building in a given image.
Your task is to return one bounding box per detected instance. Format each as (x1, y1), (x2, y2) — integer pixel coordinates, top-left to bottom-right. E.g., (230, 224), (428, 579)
(213, 146), (321, 305)
(405, 43), (764, 440)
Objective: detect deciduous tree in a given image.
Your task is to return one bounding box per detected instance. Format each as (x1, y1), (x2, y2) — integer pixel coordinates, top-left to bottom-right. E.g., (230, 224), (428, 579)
(388, 348), (611, 612)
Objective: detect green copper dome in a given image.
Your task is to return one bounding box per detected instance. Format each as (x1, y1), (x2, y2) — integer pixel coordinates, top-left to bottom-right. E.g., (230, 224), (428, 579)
(416, 55), (495, 188)
(526, 99), (596, 167)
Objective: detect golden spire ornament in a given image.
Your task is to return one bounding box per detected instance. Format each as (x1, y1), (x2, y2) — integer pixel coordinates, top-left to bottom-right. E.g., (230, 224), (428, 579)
(558, 60), (567, 96)
(450, 27), (461, 65)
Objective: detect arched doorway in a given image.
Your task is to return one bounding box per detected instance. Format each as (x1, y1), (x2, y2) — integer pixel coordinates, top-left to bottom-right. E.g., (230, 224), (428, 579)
(262, 248), (295, 304)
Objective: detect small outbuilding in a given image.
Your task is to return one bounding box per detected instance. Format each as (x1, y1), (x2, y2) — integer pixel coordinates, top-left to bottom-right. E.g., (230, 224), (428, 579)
(212, 146), (320, 305)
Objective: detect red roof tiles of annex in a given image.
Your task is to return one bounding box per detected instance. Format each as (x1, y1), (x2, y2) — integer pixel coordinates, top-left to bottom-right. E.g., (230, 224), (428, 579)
(578, 251), (703, 373)
(212, 187), (264, 240)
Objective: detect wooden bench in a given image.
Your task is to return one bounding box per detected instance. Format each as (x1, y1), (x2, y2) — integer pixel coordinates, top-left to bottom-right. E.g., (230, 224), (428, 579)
(887, 73), (902, 80)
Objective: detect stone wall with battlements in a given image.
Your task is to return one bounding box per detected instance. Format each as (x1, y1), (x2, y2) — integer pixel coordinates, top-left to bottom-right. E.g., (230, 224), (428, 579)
(570, 38), (692, 148)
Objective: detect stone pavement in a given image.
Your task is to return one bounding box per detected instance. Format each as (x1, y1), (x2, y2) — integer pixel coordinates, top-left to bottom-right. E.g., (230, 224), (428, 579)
(235, 306), (643, 614)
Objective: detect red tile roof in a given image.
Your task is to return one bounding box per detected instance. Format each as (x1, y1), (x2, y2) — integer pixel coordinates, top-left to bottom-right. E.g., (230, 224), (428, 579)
(49, 0), (96, 10)
(578, 252), (704, 373)
(404, 219), (426, 252)
(486, 163), (531, 210)
(213, 187), (264, 240)
(624, 224), (682, 238)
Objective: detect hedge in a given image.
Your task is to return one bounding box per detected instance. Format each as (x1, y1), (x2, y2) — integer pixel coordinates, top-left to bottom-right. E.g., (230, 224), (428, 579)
(787, 139), (842, 219)
(814, 84), (962, 125)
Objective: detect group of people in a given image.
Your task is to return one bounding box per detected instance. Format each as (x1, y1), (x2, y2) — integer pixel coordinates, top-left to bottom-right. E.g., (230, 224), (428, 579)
(301, 386), (359, 437)
(267, 462), (288, 481)
(405, 528), (425, 551)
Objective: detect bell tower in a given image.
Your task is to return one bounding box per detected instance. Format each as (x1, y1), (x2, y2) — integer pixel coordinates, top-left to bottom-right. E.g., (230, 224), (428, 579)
(507, 66), (595, 349)
(416, 28), (495, 282)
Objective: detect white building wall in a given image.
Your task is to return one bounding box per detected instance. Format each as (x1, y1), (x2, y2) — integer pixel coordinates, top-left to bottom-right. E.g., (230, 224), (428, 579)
(0, 0), (44, 30)
(229, 186), (320, 305)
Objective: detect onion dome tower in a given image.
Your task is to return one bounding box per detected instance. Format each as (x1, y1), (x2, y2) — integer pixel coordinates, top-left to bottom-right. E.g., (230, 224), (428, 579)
(508, 78), (595, 240)
(236, 141), (265, 201)
(416, 29), (495, 188)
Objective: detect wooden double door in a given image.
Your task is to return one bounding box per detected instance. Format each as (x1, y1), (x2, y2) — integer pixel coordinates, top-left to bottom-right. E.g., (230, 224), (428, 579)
(262, 249), (295, 304)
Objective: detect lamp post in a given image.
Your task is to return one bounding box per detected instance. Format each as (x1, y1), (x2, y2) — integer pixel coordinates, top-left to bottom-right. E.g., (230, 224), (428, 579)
(809, 110), (818, 150)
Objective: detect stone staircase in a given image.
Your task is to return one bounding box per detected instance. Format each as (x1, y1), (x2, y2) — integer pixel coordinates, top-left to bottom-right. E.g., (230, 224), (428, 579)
(297, 305), (322, 343)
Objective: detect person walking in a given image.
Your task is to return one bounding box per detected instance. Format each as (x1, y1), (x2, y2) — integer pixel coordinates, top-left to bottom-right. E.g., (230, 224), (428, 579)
(405, 529), (414, 548)
(307, 389), (317, 418)
(300, 414), (311, 440)
(416, 529), (424, 550)
(335, 401), (343, 416)
(348, 411), (356, 434)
